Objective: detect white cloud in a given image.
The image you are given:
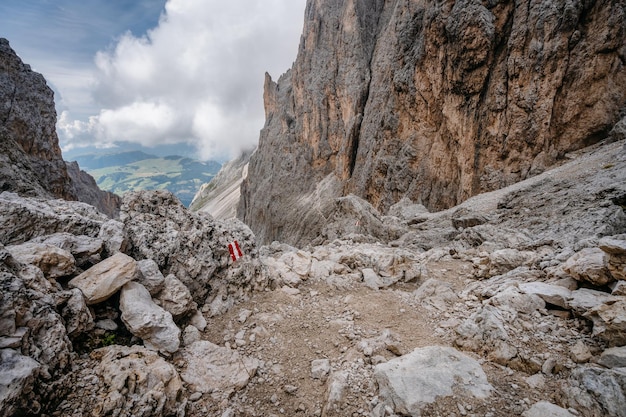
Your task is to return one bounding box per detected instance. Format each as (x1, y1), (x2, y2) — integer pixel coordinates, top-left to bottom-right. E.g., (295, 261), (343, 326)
(58, 0), (306, 160)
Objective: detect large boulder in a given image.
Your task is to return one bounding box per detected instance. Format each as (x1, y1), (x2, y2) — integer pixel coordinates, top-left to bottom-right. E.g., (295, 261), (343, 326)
(119, 282), (180, 354)
(374, 346), (492, 416)
(68, 252), (138, 305)
(120, 190), (266, 314)
(55, 345), (184, 417)
(0, 245), (72, 416)
(0, 192), (107, 246)
(29, 232), (103, 268)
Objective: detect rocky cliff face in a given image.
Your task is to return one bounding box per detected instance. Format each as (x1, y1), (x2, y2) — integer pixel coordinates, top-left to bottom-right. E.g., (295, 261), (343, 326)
(190, 149), (253, 219)
(240, 0), (626, 246)
(0, 38), (119, 217)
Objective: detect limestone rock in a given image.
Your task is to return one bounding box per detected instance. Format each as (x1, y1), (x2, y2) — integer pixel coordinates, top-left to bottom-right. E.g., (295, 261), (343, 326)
(0, 192), (107, 246)
(68, 252), (138, 305)
(374, 346), (492, 416)
(6, 242), (75, 279)
(488, 249), (536, 277)
(414, 278), (459, 311)
(598, 346), (626, 368)
(239, 0), (626, 246)
(178, 340), (259, 396)
(29, 233), (103, 268)
(60, 288), (94, 337)
(562, 248), (613, 286)
(0, 246), (72, 415)
(600, 237), (626, 281)
(0, 349), (41, 417)
(455, 305), (509, 347)
(155, 274), (196, 319)
(90, 345), (183, 417)
(120, 190), (266, 315)
(611, 280), (626, 296)
(567, 288), (617, 316)
(584, 299), (626, 346)
(522, 401), (577, 417)
(570, 340), (592, 364)
(519, 282), (572, 309)
(571, 366), (626, 417)
(323, 370), (349, 416)
(119, 282), (180, 354)
(97, 219), (126, 255)
(182, 325), (202, 347)
(311, 359), (331, 381)
(488, 286), (545, 315)
(387, 197), (429, 221)
(136, 259), (166, 296)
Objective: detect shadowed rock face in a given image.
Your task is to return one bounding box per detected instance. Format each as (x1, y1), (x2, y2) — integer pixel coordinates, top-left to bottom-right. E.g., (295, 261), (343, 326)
(0, 38), (119, 217)
(239, 0), (626, 246)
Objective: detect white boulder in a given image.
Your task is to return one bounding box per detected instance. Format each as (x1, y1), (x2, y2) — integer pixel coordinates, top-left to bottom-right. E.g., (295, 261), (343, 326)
(119, 282), (180, 353)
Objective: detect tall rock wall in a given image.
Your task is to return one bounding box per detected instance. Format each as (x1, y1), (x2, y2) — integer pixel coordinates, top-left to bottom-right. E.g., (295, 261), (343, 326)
(0, 38), (120, 217)
(239, 0), (626, 246)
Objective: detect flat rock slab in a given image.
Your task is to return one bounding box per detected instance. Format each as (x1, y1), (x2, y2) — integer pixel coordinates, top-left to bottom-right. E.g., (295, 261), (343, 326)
(179, 340), (259, 397)
(69, 252), (138, 304)
(519, 282), (572, 309)
(374, 346), (492, 416)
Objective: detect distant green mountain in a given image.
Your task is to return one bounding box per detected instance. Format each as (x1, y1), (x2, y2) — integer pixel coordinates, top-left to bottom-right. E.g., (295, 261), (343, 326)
(71, 151), (221, 207)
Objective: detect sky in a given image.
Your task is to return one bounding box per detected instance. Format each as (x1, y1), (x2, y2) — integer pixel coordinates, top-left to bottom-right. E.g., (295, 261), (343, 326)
(0, 0), (307, 161)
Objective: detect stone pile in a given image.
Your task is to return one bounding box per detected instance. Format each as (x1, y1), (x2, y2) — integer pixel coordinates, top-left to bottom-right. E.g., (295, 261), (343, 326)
(0, 190), (266, 416)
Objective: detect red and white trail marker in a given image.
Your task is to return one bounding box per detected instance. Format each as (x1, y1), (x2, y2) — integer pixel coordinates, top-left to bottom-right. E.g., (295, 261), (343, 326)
(228, 240), (243, 261)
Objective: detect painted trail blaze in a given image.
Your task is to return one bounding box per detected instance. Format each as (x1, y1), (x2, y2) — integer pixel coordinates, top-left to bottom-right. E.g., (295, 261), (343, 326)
(228, 240), (243, 261)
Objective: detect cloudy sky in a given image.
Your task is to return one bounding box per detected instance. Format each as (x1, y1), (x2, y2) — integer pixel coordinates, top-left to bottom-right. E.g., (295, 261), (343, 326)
(0, 0), (306, 160)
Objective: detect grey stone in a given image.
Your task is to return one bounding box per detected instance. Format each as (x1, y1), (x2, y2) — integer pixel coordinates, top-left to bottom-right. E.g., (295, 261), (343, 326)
(598, 346), (626, 368)
(522, 401), (577, 417)
(567, 288), (617, 316)
(90, 345), (183, 417)
(584, 299), (626, 347)
(61, 288), (94, 337)
(179, 340), (259, 396)
(562, 248), (613, 286)
(156, 274), (196, 319)
(519, 282), (572, 309)
(119, 282), (180, 354)
(29, 233), (103, 268)
(0, 349), (41, 417)
(6, 242), (75, 279)
(136, 259), (165, 296)
(311, 359), (331, 381)
(120, 190), (266, 314)
(374, 346), (492, 416)
(572, 366), (626, 417)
